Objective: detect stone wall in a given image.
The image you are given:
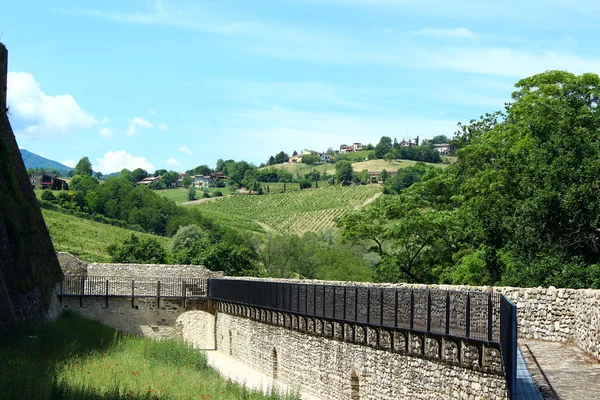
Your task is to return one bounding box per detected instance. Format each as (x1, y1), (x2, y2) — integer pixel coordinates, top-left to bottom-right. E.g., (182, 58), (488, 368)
(59, 296), (208, 340)
(206, 312), (507, 400)
(0, 43), (63, 338)
(218, 277), (600, 360)
(57, 253), (223, 280)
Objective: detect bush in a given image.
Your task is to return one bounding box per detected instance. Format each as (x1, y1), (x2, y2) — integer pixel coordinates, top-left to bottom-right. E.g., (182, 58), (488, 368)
(41, 190), (56, 202)
(107, 234), (167, 263)
(187, 185), (196, 201)
(203, 191), (211, 198)
(214, 190), (223, 197)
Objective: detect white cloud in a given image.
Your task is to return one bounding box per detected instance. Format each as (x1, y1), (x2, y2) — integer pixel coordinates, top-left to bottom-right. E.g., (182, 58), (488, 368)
(411, 27), (477, 40)
(7, 71), (98, 138)
(96, 150), (155, 174)
(99, 127), (113, 138)
(61, 159), (76, 168)
(178, 146), (193, 155)
(158, 123), (169, 131)
(149, 109), (157, 115)
(125, 116), (153, 135)
(166, 157), (182, 167)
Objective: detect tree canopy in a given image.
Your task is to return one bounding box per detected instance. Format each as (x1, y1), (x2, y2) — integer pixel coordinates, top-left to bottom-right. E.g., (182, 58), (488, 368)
(339, 70), (600, 288)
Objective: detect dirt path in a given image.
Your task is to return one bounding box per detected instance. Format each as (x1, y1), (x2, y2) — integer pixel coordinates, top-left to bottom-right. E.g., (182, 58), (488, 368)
(355, 192), (382, 209)
(181, 196), (222, 205)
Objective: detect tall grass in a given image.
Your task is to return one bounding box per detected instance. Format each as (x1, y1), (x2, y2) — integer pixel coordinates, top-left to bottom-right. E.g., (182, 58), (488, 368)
(0, 313), (298, 400)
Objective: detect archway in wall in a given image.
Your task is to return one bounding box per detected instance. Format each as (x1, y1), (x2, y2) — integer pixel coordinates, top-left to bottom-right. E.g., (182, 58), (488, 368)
(351, 370), (360, 400)
(272, 347), (278, 379)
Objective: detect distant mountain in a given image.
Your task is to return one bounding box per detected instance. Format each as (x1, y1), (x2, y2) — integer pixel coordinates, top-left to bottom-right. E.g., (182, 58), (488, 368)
(20, 149), (74, 176)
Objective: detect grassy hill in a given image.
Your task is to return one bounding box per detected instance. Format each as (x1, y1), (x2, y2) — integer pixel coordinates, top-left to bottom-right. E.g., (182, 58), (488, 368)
(42, 209), (171, 262)
(195, 185), (382, 235)
(351, 158), (450, 172)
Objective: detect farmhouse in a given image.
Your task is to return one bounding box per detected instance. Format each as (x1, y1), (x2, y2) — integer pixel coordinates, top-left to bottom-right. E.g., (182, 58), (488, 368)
(340, 143), (364, 153)
(434, 143), (453, 155)
(176, 173), (188, 188)
(30, 171), (69, 190)
(399, 140), (413, 147)
(137, 176), (161, 186)
(194, 175), (214, 188)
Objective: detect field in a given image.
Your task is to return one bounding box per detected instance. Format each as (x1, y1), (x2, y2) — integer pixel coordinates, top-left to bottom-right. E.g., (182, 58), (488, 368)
(42, 209), (171, 262)
(196, 185), (382, 235)
(0, 312), (296, 400)
(156, 187), (234, 204)
(351, 159), (449, 172)
(264, 162), (336, 177)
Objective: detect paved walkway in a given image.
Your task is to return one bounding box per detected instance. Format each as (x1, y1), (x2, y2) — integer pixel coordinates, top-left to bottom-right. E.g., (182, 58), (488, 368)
(204, 350), (319, 400)
(520, 339), (600, 400)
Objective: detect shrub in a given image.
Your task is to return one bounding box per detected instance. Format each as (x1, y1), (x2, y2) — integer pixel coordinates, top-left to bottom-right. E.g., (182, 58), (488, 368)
(41, 190), (56, 202)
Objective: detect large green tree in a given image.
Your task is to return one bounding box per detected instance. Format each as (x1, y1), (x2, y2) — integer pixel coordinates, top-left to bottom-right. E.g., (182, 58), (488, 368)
(74, 157), (93, 177)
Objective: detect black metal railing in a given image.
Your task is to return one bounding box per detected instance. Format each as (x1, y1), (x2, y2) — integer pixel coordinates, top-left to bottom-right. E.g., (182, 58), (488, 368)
(58, 276), (209, 299)
(209, 279), (518, 399)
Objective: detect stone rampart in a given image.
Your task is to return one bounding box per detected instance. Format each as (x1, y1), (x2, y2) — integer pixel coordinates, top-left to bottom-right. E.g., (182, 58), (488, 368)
(206, 312), (507, 400)
(59, 296), (208, 340)
(57, 252), (223, 280)
(219, 277), (600, 360)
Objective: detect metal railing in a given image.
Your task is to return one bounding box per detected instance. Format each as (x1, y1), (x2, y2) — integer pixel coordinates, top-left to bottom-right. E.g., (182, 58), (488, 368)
(58, 275), (209, 299)
(57, 276), (517, 399)
(209, 279), (517, 399)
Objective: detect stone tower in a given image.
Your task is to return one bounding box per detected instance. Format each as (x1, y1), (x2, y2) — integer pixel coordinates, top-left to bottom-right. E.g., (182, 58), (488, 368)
(0, 43), (63, 337)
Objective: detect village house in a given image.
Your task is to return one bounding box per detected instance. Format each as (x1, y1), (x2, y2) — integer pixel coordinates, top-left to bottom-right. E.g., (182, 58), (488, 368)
(368, 170), (398, 183)
(194, 175), (214, 188)
(399, 140), (413, 147)
(137, 176), (161, 186)
(176, 173), (188, 188)
(434, 143), (453, 155)
(340, 142), (364, 153)
(320, 153), (332, 163)
(30, 171), (69, 190)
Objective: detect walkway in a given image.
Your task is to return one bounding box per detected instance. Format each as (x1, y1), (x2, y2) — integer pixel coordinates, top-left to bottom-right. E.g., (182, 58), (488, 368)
(204, 350), (319, 400)
(520, 339), (600, 400)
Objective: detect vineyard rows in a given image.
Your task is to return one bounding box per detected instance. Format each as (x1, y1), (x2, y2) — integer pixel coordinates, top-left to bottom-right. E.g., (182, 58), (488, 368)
(197, 185), (381, 234)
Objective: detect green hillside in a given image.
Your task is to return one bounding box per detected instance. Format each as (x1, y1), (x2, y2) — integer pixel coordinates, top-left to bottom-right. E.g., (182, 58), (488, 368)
(42, 209), (171, 262)
(20, 149), (73, 175)
(196, 185), (382, 235)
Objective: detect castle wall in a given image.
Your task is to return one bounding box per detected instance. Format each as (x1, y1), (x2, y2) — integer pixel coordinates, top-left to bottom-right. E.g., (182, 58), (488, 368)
(0, 43), (63, 338)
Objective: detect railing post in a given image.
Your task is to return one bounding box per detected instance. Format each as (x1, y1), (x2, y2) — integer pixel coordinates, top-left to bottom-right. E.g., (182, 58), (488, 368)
(343, 286), (347, 321)
(354, 287), (358, 322)
(182, 279), (187, 308)
(488, 292), (493, 342)
(80, 276), (84, 308)
(466, 293), (471, 338)
(157, 280), (161, 309)
(313, 285), (317, 316)
(333, 286), (336, 320)
(322, 285), (326, 317)
(446, 291), (451, 335)
(276, 283), (279, 310)
(394, 289), (398, 328)
(410, 290), (414, 330)
(105, 279), (109, 308)
(131, 279), (135, 308)
(426, 290), (432, 332)
(367, 287), (371, 325)
(379, 288), (384, 326)
(296, 283), (300, 313)
(59, 279), (63, 303)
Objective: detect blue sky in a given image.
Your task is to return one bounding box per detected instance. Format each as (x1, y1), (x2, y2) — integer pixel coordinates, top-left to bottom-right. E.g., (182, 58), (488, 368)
(4, 0), (600, 173)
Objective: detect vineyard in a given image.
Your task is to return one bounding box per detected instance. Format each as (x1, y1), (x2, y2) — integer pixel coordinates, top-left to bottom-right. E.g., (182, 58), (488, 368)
(42, 209), (171, 262)
(196, 185), (382, 235)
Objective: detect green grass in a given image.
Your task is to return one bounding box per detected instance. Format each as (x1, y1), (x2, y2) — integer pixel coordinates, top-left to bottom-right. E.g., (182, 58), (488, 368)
(196, 185), (382, 235)
(155, 188), (235, 203)
(0, 312), (297, 400)
(42, 209), (171, 262)
(351, 158), (448, 172)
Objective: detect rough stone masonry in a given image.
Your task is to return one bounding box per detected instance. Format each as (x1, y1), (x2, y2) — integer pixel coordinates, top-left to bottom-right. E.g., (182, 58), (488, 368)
(0, 43), (63, 338)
